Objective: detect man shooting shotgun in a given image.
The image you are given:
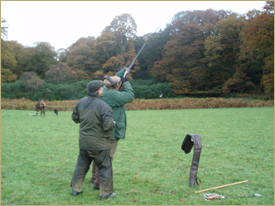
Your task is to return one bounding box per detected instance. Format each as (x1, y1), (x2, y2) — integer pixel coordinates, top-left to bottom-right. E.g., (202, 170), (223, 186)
(90, 43), (146, 190)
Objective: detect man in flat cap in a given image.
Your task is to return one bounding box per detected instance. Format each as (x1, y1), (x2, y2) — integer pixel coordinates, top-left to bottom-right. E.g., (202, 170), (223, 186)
(71, 80), (117, 200)
(35, 100), (46, 116)
(91, 68), (134, 190)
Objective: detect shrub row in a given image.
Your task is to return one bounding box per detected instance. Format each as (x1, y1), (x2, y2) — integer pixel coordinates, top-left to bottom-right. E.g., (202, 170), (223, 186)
(125, 98), (274, 110)
(1, 80), (90, 101)
(2, 78), (273, 101)
(1, 79), (174, 100)
(2, 97), (273, 112)
(130, 79), (175, 99)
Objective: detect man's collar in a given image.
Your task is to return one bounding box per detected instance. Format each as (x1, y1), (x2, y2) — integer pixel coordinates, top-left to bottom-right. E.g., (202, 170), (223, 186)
(88, 94), (102, 99)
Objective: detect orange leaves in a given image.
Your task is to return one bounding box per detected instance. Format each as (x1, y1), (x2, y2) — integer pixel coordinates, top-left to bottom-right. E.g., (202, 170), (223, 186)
(1, 68), (18, 83)
(94, 14), (138, 75)
(261, 73), (274, 93)
(104, 13), (137, 40)
(241, 2), (274, 93)
(95, 32), (117, 53)
(45, 62), (77, 84)
(102, 55), (124, 73)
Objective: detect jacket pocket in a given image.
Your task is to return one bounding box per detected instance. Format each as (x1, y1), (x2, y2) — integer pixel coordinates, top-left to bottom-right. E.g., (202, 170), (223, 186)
(114, 121), (125, 140)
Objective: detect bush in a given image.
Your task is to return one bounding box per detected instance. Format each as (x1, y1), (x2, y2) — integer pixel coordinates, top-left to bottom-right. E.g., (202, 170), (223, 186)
(31, 91), (44, 101)
(130, 79), (174, 99)
(1, 81), (25, 99)
(1, 80), (90, 101)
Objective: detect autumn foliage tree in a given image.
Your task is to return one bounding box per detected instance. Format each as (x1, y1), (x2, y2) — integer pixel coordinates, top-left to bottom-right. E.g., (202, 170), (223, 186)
(133, 30), (170, 79)
(1, 39), (27, 82)
(18, 72), (43, 93)
(204, 14), (244, 91)
(57, 48), (69, 63)
(103, 13), (137, 53)
(223, 2), (274, 94)
(151, 10), (230, 94)
(1, 40), (18, 82)
(96, 13), (139, 78)
(93, 32), (118, 76)
(2, 4), (273, 99)
(1, 18), (8, 39)
(1, 68), (17, 83)
(240, 1), (274, 93)
(45, 62), (77, 84)
(66, 37), (98, 79)
(22, 42), (57, 78)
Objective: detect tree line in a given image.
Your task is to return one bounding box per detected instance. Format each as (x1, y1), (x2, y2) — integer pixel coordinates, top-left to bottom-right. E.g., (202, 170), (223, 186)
(1, 1), (273, 101)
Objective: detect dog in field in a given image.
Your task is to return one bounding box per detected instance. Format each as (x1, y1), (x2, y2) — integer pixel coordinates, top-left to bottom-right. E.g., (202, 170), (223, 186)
(54, 108), (58, 115)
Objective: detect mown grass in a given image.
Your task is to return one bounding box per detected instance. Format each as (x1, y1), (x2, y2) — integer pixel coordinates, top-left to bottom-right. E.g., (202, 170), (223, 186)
(1, 107), (274, 205)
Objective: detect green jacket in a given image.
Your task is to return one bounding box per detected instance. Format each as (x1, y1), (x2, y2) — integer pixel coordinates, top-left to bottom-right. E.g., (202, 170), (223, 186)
(72, 95), (115, 150)
(102, 68), (134, 141)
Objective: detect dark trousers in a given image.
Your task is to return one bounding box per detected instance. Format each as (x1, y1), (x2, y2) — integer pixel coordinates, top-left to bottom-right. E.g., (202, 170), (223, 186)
(92, 139), (118, 185)
(71, 149), (113, 196)
(41, 107), (45, 116)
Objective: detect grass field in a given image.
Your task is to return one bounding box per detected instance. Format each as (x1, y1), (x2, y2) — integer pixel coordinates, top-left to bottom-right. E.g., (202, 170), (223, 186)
(1, 107), (274, 205)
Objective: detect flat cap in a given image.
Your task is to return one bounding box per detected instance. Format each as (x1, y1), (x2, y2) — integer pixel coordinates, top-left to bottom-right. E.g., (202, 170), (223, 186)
(87, 80), (104, 93)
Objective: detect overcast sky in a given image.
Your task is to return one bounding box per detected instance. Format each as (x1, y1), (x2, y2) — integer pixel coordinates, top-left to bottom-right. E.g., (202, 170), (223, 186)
(1, 1), (266, 51)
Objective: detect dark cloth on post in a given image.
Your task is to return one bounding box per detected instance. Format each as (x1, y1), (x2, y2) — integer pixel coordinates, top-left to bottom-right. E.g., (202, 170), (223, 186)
(181, 134), (202, 187)
(181, 134), (194, 154)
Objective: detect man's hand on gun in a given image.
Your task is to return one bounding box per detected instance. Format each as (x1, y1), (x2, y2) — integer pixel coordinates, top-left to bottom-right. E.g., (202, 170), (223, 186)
(121, 77), (128, 84)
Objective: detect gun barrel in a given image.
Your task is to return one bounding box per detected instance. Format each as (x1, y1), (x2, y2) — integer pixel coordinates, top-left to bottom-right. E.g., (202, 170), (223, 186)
(126, 43), (146, 73)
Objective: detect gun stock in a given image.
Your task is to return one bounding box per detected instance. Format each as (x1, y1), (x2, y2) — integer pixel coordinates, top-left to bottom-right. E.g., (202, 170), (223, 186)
(116, 80), (123, 91)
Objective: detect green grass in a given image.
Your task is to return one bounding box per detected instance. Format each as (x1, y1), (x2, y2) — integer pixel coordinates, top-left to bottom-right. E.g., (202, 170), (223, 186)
(1, 107), (274, 205)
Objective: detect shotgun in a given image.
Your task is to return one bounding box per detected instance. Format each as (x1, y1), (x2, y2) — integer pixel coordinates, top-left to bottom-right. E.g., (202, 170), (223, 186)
(116, 43), (146, 91)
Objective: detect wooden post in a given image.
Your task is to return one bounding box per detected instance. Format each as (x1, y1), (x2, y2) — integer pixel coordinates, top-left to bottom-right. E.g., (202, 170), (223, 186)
(195, 180), (249, 194)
